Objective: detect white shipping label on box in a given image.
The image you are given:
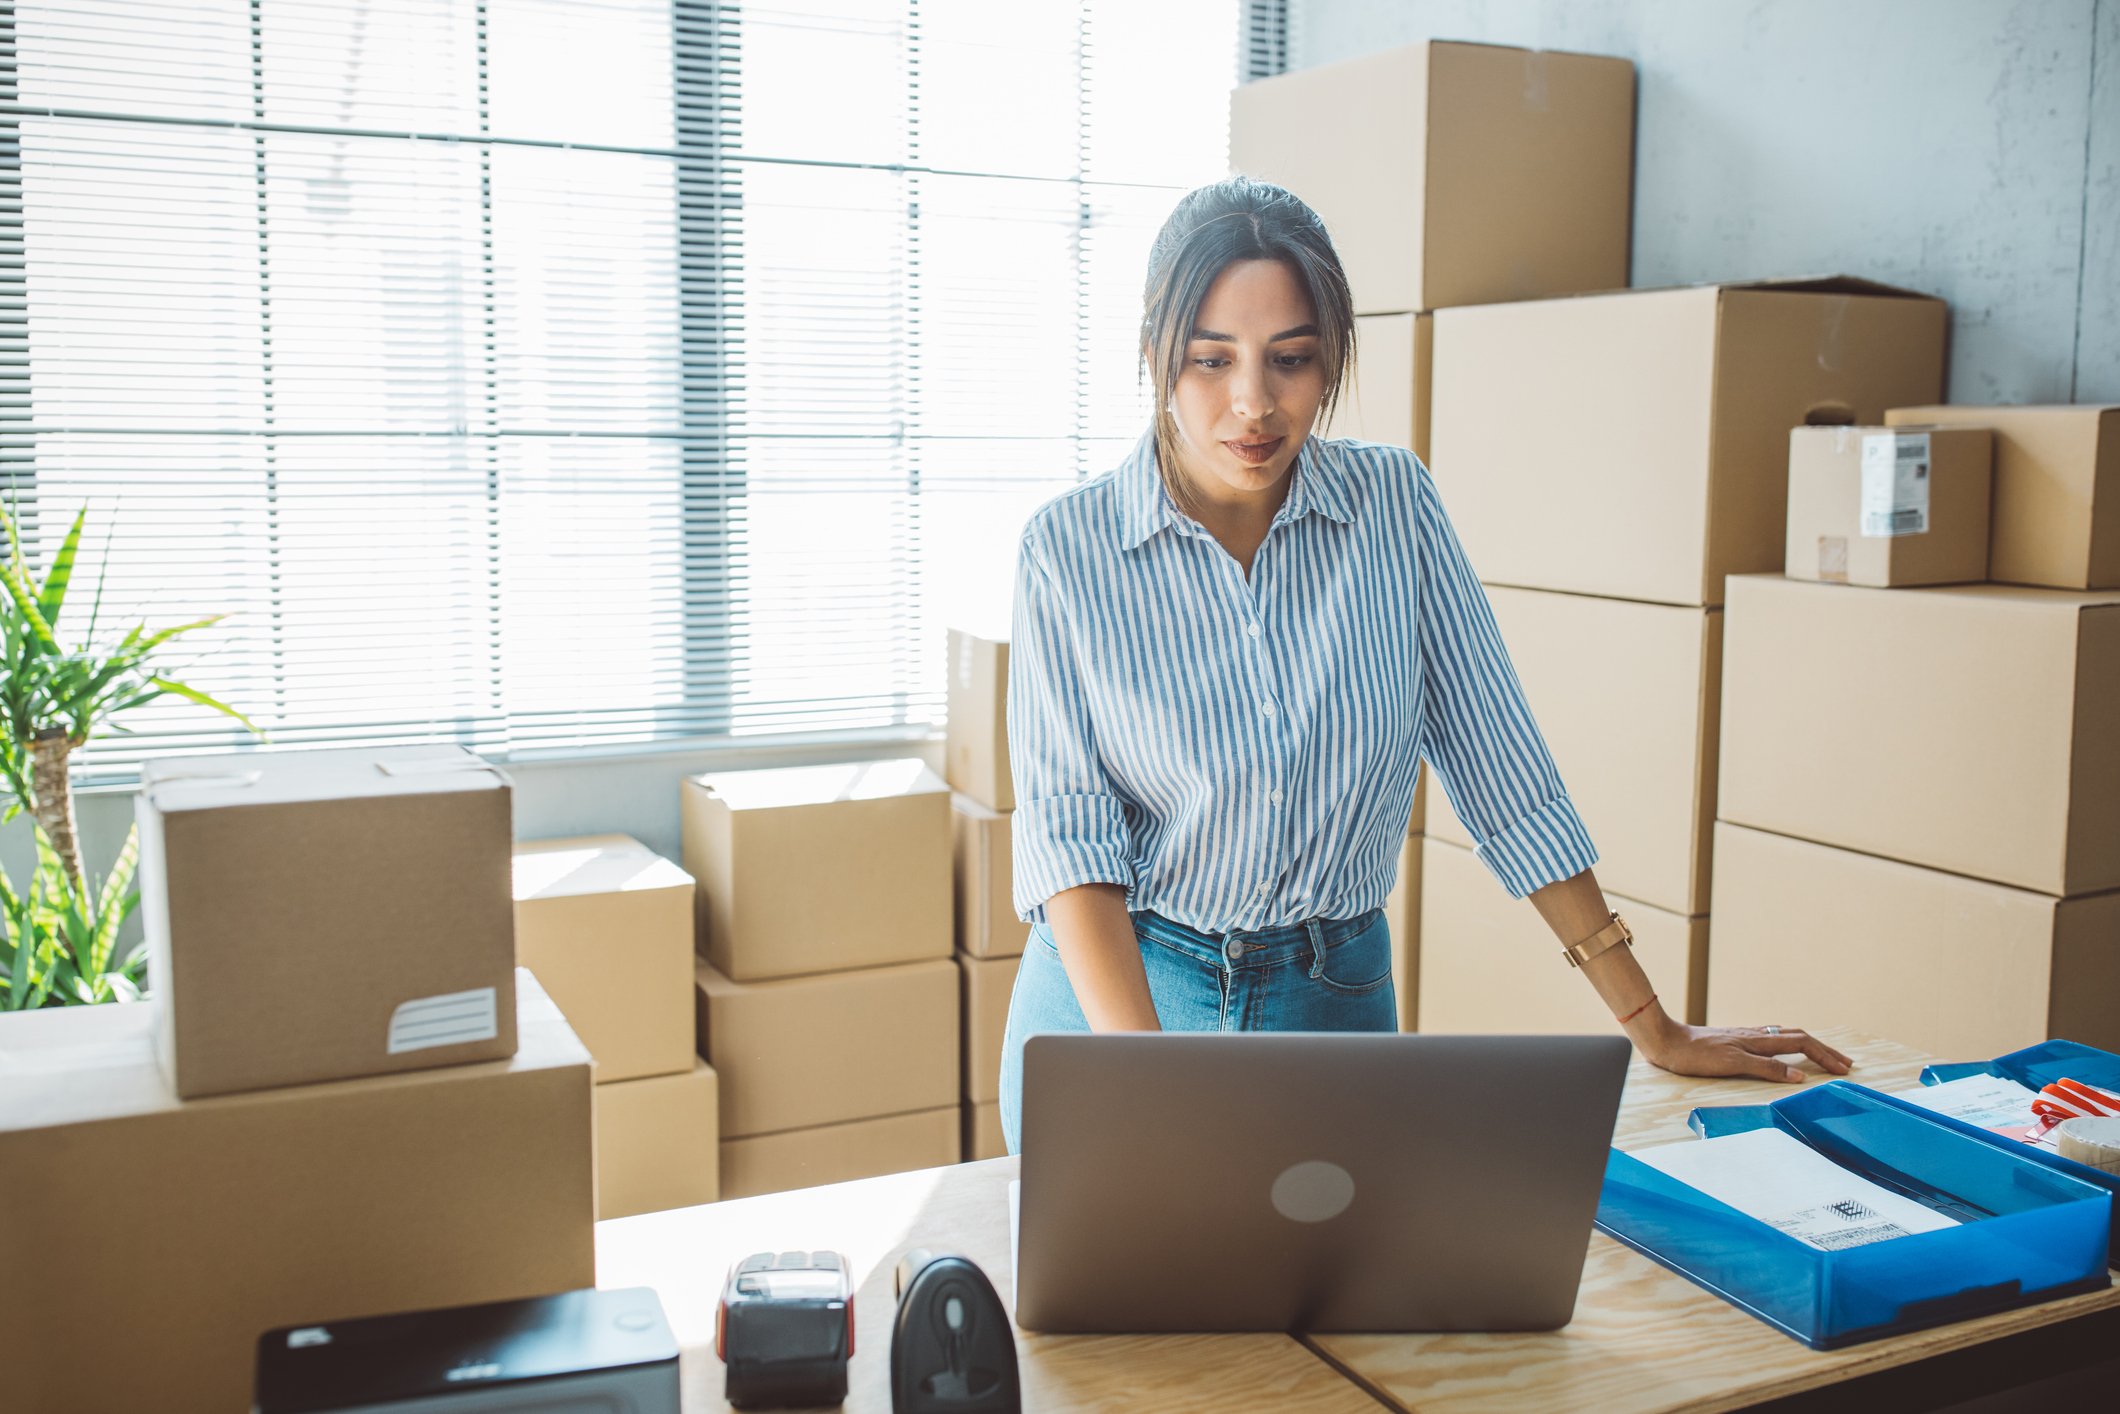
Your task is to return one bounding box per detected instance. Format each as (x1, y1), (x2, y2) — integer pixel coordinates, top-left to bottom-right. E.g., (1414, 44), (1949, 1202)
(386, 986), (500, 1055)
(1860, 432), (1931, 538)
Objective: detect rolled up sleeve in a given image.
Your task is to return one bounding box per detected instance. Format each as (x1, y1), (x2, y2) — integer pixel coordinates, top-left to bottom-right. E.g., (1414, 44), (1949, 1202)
(1413, 458), (1599, 898)
(1007, 522), (1137, 922)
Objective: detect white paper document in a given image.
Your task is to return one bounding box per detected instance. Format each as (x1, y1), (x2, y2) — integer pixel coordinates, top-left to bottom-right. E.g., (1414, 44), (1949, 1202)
(1634, 1127), (1959, 1251)
(1892, 1074), (2043, 1131)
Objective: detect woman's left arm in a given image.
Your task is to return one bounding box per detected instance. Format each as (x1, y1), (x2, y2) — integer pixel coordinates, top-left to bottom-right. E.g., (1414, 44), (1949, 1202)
(1528, 867), (1853, 1082)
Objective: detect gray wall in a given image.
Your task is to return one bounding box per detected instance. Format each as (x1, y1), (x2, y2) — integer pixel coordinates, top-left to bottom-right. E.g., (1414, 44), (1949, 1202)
(1291, 0), (2117, 403)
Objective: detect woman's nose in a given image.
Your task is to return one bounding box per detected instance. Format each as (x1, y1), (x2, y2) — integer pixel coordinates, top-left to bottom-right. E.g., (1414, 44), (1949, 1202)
(1230, 362), (1276, 420)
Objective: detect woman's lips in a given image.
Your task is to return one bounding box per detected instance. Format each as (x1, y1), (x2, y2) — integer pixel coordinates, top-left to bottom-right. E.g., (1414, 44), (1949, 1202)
(1224, 436), (1285, 466)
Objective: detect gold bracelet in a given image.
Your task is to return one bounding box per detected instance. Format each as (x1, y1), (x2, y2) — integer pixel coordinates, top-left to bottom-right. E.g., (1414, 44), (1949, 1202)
(1562, 911), (1633, 969)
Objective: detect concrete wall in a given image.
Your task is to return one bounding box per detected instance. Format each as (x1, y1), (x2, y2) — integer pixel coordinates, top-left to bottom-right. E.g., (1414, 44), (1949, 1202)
(1289, 0), (2116, 403)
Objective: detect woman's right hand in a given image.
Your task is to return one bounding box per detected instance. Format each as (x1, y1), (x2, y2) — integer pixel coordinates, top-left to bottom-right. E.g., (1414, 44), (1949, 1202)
(1044, 883), (1161, 1031)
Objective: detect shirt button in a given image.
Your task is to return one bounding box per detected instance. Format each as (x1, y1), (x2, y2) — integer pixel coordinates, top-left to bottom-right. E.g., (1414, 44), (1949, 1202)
(1259, 701), (1276, 718)
(1247, 622), (1262, 638)
(1269, 789), (1284, 805)
(1254, 880), (1270, 895)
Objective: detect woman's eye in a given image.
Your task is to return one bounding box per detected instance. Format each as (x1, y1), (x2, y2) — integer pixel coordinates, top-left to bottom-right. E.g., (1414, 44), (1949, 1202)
(1191, 357), (1227, 369)
(1274, 354), (1314, 368)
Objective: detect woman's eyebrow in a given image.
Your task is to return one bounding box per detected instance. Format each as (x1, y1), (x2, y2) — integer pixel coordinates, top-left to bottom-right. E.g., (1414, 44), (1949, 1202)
(1189, 323), (1320, 342)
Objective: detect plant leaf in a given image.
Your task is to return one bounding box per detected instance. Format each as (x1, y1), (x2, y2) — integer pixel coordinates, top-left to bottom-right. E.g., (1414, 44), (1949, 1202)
(88, 825), (140, 978)
(34, 507), (86, 632)
(147, 675), (264, 736)
(0, 552), (59, 656)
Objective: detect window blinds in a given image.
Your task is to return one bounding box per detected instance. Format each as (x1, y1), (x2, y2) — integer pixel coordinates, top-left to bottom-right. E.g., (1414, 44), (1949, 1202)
(0, 1), (1249, 783)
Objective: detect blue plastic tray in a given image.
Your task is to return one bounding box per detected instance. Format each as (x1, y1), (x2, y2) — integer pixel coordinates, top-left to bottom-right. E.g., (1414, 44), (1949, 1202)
(1596, 1081), (2111, 1349)
(1912, 1040), (2120, 1264)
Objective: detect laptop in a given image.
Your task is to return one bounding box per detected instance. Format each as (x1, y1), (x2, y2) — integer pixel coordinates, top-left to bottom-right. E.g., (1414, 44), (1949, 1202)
(1012, 1032), (1631, 1333)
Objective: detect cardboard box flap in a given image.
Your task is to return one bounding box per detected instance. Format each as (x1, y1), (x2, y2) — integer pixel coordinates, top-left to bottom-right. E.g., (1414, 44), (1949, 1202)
(141, 744), (506, 812)
(690, 757), (945, 813)
(1718, 274), (1940, 301)
(512, 834), (692, 903)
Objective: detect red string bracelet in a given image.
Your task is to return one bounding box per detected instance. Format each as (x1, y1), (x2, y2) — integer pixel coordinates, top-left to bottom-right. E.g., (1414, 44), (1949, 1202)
(1616, 993), (1658, 1026)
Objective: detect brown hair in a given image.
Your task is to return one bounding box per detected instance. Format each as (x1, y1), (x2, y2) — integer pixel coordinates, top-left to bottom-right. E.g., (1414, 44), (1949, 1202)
(1140, 177), (1356, 517)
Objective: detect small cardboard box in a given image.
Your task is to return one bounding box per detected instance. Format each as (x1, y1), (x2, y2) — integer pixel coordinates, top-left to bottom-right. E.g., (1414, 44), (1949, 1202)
(1232, 40), (1635, 315)
(957, 951), (1020, 1105)
(1886, 403), (2119, 590)
(1719, 574), (2120, 896)
(1784, 425), (1992, 586)
(1422, 587), (1721, 916)
(1325, 312), (1433, 462)
(135, 744), (517, 1099)
(695, 957), (958, 1139)
(953, 794), (1028, 959)
(1417, 837), (1707, 1034)
(1429, 278), (1948, 606)
(720, 1105), (961, 1201)
(514, 834), (696, 1083)
(946, 629), (1012, 811)
(0, 970), (593, 1414)
(1708, 821), (2120, 1059)
(965, 1100), (1006, 1161)
(683, 758), (952, 981)
(595, 1059), (720, 1220)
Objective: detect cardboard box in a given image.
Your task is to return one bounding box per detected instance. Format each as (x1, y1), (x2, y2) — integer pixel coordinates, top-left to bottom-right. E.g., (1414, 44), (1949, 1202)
(135, 744), (517, 1099)
(1326, 312), (1433, 462)
(596, 1059), (720, 1220)
(1417, 837), (1707, 1034)
(958, 951), (1020, 1105)
(514, 834), (696, 1083)
(695, 957), (958, 1139)
(1429, 278), (1948, 606)
(1421, 587), (1721, 916)
(1884, 404), (2119, 590)
(1707, 821), (2120, 1059)
(1784, 425), (1993, 587)
(1231, 40), (1634, 315)
(0, 969), (593, 1414)
(1720, 573), (2120, 896)
(965, 1100), (1006, 1161)
(683, 758), (952, 981)
(1383, 821), (1422, 1032)
(720, 1105), (961, 1201)
(946, 629), (1012, 810)
(953, 794), (1028, 959)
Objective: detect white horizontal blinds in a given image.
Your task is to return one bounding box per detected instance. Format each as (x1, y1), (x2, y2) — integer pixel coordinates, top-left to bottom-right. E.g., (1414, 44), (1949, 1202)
(2, 1), (1249, 782)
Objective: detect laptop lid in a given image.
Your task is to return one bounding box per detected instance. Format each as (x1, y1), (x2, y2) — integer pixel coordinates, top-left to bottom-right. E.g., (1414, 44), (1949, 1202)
(1014, 1032), (1631, 1334)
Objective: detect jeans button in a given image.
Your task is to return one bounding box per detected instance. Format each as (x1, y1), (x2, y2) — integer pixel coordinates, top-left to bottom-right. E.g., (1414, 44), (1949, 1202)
(1224, 938), (1243, 962)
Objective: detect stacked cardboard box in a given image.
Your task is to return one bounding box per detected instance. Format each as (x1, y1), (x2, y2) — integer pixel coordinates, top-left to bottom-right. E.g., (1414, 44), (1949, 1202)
(514, 834), (715, 1219)
(1239, 40), (1637, 469)
(0, 745), (596, 1411)
(685, 758), (960, 1197)
(947, 629), (1028, 1159)
(1419, 281), (1949, 1028)
(1714, 555), (2120, 1057)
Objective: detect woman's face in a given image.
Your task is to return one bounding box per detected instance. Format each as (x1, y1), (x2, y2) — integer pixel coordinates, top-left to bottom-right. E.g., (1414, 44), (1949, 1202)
(1165, 257), (1327, 510)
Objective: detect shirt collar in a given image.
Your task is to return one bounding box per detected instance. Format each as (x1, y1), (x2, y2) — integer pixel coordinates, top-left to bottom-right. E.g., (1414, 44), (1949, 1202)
(1118, 428), (1356, 552)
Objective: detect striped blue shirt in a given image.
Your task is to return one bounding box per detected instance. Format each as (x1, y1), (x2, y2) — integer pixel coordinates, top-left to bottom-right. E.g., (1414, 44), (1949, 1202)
(1007, 428), (1598, 931)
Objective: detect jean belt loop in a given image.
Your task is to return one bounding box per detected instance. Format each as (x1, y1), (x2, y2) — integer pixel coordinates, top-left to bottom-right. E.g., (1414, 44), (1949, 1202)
(1306, 918), (1327, 979)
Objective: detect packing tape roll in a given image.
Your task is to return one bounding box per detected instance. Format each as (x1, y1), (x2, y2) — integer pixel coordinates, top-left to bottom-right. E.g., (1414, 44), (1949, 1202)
(2056, 1116), (2120, 1175)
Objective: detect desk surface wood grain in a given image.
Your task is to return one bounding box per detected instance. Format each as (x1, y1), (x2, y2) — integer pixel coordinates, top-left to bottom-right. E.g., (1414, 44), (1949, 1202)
(1311, 1027), (2120, 1414)
(596, 1151), (1375, 1413)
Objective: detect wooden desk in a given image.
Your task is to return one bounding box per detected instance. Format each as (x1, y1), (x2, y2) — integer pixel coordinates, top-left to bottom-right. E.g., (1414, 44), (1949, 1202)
(596, 1152), (1376, 1413)
(597, 1029), (2119, 1412)
(1311, 1029), (2120, 1413)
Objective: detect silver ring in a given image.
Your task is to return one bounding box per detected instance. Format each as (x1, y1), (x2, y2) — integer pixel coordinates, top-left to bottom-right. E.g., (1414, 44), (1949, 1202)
(1762, 1025), (1783, 1035)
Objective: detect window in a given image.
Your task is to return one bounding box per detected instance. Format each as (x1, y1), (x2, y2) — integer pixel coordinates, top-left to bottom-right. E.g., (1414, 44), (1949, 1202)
(0, 1), (1255, 783)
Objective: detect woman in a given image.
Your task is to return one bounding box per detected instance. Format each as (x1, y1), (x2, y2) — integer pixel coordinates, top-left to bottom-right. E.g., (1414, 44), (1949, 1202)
(997, 177), (1849, 1155)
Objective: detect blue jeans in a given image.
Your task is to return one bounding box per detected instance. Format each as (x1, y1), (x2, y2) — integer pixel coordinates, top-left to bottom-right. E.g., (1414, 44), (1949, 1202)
(997, 907), (1397, 1155)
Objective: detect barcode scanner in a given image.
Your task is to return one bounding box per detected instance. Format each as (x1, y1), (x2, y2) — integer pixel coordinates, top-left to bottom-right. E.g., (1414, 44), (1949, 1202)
(890, 1249), (1020, 1413)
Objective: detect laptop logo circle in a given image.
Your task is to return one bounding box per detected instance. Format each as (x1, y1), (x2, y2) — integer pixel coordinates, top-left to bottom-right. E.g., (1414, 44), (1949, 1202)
(1270, 1161), (1355, 1223)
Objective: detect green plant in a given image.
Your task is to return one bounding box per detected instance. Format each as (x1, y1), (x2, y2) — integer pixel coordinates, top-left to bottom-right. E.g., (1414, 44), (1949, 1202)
(0, 500), (260, 1008)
